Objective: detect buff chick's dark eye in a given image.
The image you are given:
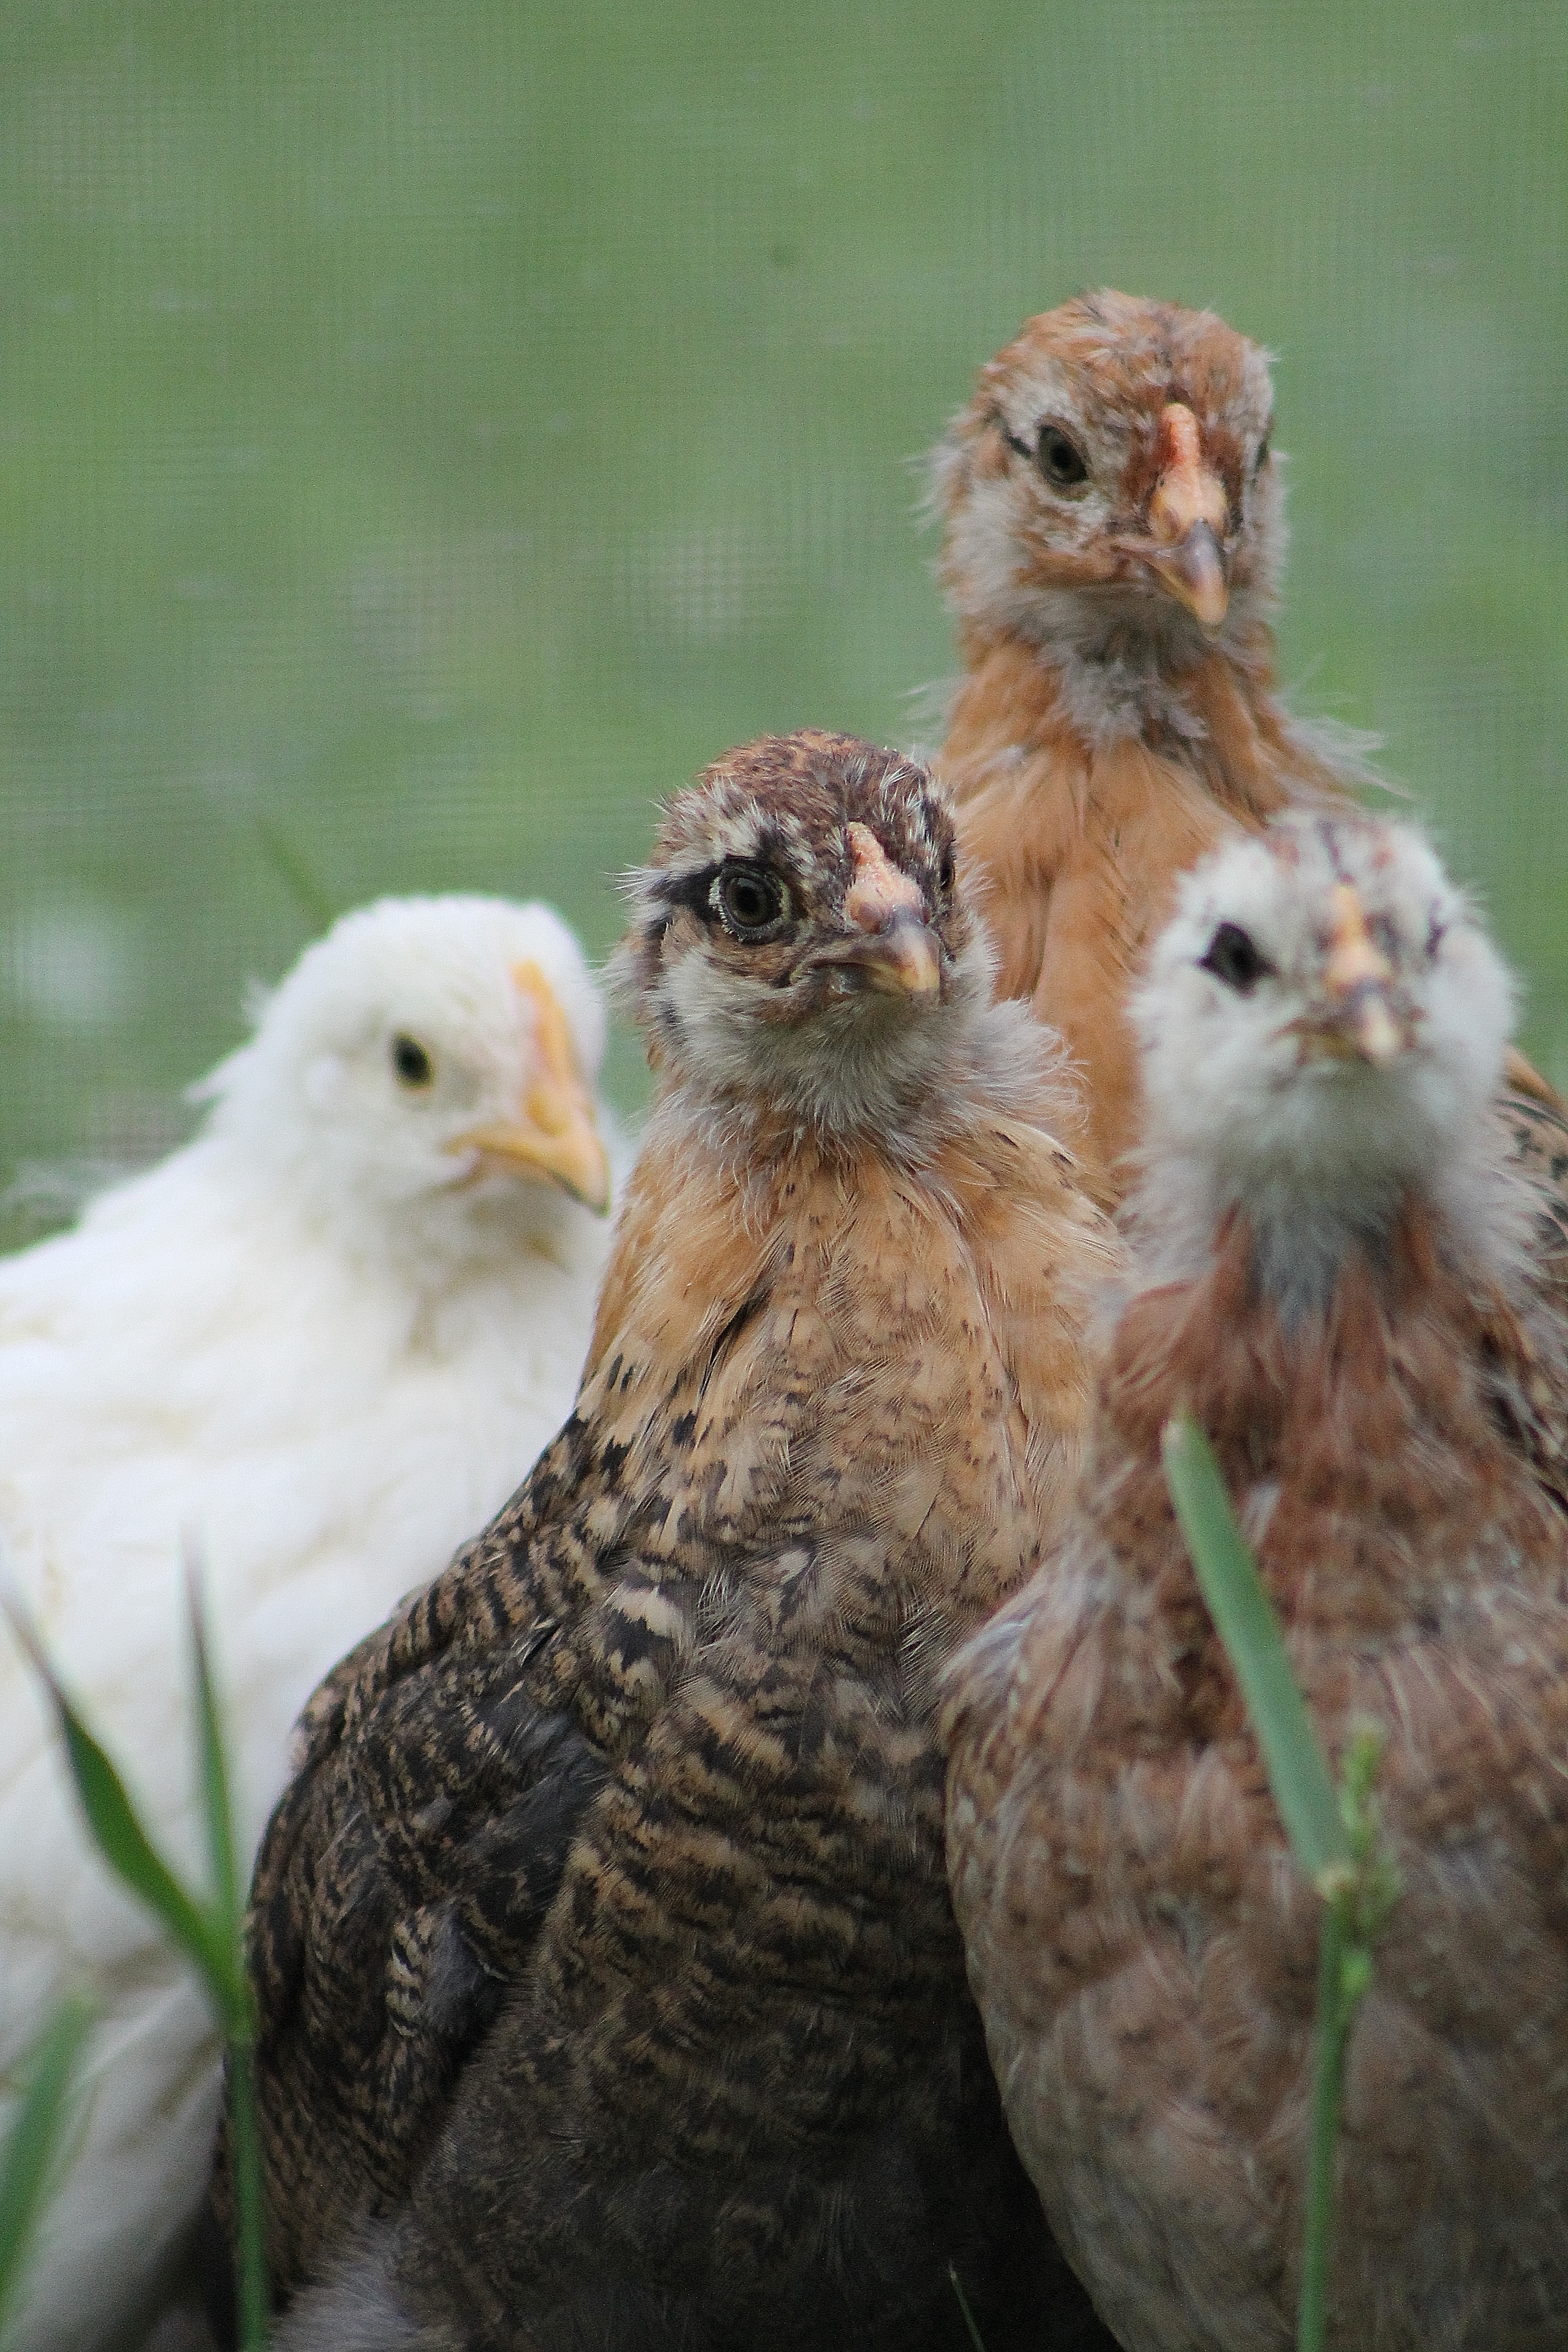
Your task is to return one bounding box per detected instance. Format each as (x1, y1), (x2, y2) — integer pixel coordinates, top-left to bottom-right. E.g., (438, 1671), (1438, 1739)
(1038, 426), (1088, 488)
(713, 863), (788, 941)
(1199, 922), (1273, 994)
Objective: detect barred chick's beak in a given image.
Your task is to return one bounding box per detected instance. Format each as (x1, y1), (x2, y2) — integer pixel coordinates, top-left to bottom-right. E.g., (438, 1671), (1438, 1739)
(445, 959), (612, 1212)
(1142, 402), (1232, 630)
(1295, 884), (1407, 1069)
(804, 821), (942, 1000)
(840, 911), (943, 998)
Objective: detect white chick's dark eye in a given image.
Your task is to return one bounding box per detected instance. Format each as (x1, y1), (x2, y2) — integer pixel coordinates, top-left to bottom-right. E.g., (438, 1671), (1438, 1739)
(1199, 922), (1274, 994)
(712, 862), (790, 942)
(1253, 429), (1272, 478)
(391, 1033), (435, 1088)
(1036, 424), (1089, 489)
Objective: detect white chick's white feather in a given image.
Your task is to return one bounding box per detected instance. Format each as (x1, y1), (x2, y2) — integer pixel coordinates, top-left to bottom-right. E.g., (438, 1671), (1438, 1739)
(0, 893), (622, 2352)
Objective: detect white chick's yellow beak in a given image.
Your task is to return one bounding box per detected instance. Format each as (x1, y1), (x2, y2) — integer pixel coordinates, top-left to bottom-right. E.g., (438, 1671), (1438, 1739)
(1141, 401), (1232, 631)
(1295, 884), (1408, 1069)
(807, 822), (942, 999)
(447, 960), (612, 1212)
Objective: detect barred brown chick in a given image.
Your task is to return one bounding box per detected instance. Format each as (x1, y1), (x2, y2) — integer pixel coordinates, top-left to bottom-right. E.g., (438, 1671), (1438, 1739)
(225, 731), (1123, 2352)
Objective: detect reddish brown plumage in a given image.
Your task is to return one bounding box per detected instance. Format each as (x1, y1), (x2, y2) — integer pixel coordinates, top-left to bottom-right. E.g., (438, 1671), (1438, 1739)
(932, 291), (1565, 1192)
(933, 292), (1354, 1191)
(944, 812), (1568, 2352)
(948, 1208), (1568, 2351)
(947, 656), (1324, 1185)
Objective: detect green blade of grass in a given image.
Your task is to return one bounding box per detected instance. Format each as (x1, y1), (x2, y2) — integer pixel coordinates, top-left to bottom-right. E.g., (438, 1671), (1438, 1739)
(0, 1994), (94, 2340)
(183, 1564), (269, 2346)
(4, 1589), (271, 2343)
(1163, 1414), (1398, 2352)
(1161, 1415), (1350, 1882)
(948, 2263), (989, 2352)
(186, 1561), (243, 2006)
(2, 1601), (230, 1994)
(226, 2038), (269, 2350)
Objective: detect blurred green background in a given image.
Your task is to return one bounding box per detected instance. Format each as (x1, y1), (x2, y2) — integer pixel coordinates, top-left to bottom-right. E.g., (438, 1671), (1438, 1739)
(3, 0), (1565, 1237)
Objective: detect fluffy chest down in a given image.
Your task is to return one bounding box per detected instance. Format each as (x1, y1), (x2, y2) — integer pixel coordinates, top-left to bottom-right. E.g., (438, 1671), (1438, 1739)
(940, 632), (1329, 1188)
(945, 1233), (1568, 2352)
(507, 1125), (1098, 2016)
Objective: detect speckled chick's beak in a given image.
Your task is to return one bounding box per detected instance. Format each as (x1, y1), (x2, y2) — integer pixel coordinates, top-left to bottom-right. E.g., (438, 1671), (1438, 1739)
(835, 821), (941, 999)
(1144, 402), (1232, 631)
(447, 959), (612, 1212)
(1309, 884), (1406, 1068)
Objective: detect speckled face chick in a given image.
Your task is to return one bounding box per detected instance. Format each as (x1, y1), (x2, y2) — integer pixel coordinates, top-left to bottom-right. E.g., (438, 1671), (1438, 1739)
(622, 731), (981, 1136)
(934, 289), (1281, 657)
(1135, 814), (1515, 1219)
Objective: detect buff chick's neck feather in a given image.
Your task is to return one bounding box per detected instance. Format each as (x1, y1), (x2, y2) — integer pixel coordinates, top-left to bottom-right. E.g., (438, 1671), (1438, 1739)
(930, 288), (1375, 1193)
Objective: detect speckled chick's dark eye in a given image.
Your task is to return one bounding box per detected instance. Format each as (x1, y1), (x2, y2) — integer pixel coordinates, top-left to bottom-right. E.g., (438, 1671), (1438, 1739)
(1199, 922), (1273, 993)
(391, 1033), (435, 1087)
(1037, 426), (1088, 488)
(712, 862), (790, 941)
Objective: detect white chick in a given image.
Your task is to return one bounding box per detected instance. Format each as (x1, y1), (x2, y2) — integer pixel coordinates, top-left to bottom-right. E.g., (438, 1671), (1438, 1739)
(0, 893), (619, 2352)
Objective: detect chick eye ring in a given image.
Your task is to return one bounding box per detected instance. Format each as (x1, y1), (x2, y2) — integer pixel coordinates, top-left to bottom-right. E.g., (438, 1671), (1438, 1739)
(1037, 424), (1088, 488)
(997, 415), (1090, 491)
(711, 863), (790, 941)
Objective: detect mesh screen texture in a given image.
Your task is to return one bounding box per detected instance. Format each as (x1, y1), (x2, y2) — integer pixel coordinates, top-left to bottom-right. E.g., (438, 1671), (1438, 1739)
(2, 0), (1564, 1235)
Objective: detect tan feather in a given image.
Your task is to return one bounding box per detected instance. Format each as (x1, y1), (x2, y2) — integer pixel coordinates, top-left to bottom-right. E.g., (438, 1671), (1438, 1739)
(935, 291), (1561, 1218)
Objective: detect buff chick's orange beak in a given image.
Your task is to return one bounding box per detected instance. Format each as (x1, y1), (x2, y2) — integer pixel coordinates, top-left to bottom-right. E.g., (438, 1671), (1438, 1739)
(831, 821), (942, 999)
(446, 960), (612, 1213)
(1144, 402), (1232, 631)
(1302, 884), (1406, 1069)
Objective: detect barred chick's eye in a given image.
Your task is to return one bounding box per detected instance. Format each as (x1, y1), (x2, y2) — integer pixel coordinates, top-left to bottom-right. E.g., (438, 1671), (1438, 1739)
(1199, 922), (1274, 994)
(712, 862), (790, 941)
